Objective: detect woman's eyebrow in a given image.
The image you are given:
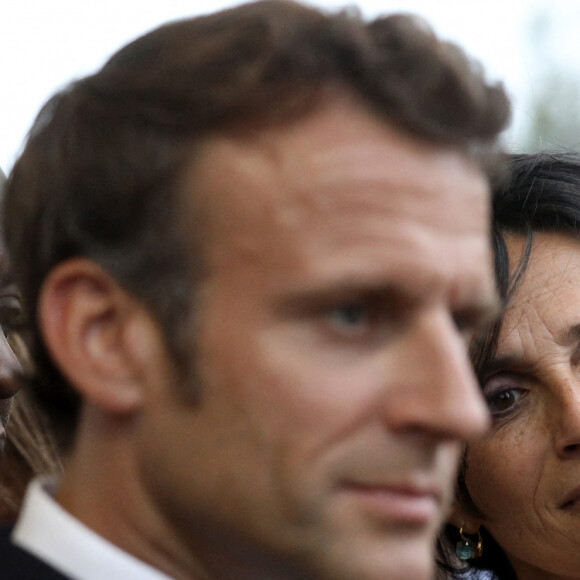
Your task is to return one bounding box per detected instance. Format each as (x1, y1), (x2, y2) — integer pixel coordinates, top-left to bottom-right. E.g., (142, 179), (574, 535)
(477, 354), (531, 380)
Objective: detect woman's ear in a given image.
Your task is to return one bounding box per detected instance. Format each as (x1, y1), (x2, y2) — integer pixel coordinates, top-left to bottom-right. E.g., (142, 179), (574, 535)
(448, 501), (482, 535)
(38, 258), (169, 414)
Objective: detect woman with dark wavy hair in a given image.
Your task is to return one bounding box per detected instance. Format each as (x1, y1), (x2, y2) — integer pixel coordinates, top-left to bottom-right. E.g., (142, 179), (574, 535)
(438, 152), (580, 579)
(0, 169), (61, 522)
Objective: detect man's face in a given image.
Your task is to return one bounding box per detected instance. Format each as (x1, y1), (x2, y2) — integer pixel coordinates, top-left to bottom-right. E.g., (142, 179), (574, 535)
(140, 95), (495, 580)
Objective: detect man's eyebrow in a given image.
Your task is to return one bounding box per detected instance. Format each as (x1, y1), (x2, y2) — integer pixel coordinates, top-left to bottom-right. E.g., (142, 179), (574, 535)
(276, 281), (385, 311)
(278, 276), (427, 305)
(476, 293), (503, 325)
(454, 289), (502, 332)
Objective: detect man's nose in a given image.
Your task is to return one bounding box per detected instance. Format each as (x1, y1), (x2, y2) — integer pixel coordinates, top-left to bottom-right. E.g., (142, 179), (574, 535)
(378, 310), (490, 440)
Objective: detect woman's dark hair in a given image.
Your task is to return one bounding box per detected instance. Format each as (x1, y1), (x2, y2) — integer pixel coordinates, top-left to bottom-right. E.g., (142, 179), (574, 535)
(0, 169), (61, 521)
(437, 152), (580, 579)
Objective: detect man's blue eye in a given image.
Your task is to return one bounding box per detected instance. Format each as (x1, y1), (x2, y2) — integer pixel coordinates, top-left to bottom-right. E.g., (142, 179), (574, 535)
(328, 303), (369, 328)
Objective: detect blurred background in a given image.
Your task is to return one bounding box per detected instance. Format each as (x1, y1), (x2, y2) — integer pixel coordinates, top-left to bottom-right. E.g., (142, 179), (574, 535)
(2, 0), (580, 172)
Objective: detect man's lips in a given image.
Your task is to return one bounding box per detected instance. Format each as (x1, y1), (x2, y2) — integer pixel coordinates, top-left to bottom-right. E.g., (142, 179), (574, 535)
(341, 480), (442, 525)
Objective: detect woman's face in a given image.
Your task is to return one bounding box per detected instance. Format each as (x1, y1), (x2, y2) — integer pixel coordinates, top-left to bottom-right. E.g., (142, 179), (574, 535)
(0, 254), (22, 450)
(464, 232), (580, 579)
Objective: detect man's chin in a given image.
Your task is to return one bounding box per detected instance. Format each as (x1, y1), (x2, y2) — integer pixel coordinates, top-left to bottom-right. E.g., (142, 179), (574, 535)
(304, 528), (437, 580)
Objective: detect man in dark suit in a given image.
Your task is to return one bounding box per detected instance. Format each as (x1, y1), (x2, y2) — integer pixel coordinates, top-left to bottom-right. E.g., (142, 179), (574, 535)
(0, 1), (510, 578)
(0, 526), (66, 579)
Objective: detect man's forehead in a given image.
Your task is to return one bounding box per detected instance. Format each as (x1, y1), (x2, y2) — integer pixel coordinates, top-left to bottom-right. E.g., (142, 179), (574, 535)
(183, 125), (491, 294)
(183, 100), (489, 231)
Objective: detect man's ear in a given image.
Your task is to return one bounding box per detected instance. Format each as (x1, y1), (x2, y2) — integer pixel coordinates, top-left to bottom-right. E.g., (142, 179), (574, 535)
(38, 258), (167, 414)
(447, 501), (482, 535)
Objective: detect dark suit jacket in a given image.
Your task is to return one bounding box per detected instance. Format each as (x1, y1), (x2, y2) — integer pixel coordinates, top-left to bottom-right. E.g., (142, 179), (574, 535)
(0, 524), (69, 579)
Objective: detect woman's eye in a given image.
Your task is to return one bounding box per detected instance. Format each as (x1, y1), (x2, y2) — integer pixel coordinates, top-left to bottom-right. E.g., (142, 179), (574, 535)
(480, 371), (528, 418)
(485, 388), (523, 414)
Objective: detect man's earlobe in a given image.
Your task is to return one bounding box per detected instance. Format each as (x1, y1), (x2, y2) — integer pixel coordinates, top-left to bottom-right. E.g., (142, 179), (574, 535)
(38, 258), (164, 414)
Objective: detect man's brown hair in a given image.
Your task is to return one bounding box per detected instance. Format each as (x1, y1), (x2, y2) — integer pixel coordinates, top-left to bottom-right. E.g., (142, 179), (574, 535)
(4, 0), (510, 450)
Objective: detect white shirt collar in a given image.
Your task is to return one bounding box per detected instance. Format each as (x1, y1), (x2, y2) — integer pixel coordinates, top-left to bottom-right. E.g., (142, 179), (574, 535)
(13, 477), (174, 580)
